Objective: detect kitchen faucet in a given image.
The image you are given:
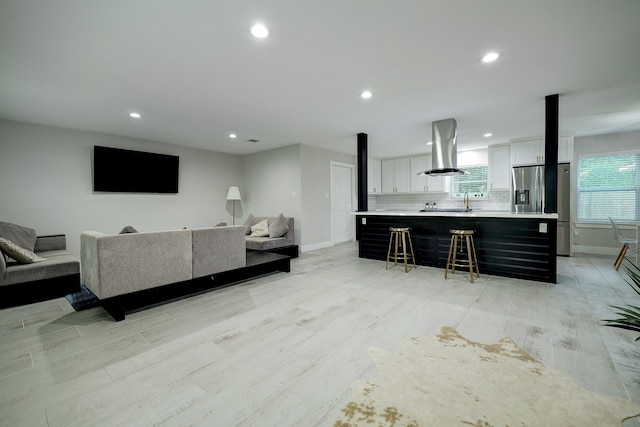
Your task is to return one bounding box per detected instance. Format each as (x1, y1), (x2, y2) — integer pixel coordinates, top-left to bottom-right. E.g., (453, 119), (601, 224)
(463, 192), (469, 209)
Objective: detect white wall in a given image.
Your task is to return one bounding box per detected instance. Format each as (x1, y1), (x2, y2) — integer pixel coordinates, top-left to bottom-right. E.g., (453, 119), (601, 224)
(300, 145), (355, 250)
(241, 145), (302, 244)
(573, 130), (640, 255)
(0, 119), (243, 257)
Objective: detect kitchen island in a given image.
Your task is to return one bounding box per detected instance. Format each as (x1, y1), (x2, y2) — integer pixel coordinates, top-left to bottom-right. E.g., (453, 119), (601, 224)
(354, 210), (558, 283)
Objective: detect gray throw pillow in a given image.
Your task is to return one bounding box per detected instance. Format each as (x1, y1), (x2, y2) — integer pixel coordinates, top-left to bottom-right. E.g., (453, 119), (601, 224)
(243, 214), (258, 235)
(269, 214), (290, 238)
(0, 221), (37, 251)
(0, 237), (46, 264)
(119, 225), (138, 234)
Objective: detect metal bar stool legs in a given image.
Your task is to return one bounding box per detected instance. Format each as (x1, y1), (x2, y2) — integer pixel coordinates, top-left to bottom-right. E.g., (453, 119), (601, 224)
(445, 229), (479, 283)
(386, 227), (416, 273)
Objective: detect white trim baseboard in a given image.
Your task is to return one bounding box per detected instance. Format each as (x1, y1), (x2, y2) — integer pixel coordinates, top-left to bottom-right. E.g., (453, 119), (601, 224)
(572, 245), (618, 256)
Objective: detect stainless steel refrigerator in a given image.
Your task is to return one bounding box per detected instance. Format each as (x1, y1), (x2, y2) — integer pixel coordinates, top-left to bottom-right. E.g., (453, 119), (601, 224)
(512, 164), (570, 256)
(556, 164), (570, 256)
(512, 165), (545, 214)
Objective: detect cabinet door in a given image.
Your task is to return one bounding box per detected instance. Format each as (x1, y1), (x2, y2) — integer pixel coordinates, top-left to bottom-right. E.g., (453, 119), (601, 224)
(367, 158), (382, 193)
(410, 156), (427, 192)
(394, 157), (410, 193)
(510, 140), (543, 165)
(488, 145), (511, 190)
(558, 136), (574, 163)
(425, 155), (444, 192)
(381, 159), (395, 193)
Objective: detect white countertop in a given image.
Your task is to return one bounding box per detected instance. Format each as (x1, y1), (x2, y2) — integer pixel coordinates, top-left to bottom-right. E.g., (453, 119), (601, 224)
(352, 210), (559, 219)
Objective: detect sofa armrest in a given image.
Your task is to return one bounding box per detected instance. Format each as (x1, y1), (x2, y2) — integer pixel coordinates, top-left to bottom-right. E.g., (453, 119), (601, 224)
(284, 218), (294, 245)
(34, 234), (67, 252)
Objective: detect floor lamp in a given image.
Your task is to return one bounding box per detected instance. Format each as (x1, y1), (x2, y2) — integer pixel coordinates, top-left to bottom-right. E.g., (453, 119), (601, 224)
(226, 186), (242, 225)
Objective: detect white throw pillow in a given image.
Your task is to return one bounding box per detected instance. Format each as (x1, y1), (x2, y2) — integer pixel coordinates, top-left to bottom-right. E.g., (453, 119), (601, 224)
(250, 218), (269, 237)
(0, 237), (46, 264)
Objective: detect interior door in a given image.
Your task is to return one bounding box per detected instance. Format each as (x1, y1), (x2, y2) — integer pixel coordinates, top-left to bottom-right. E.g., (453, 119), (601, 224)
(331, 163), (353, 243)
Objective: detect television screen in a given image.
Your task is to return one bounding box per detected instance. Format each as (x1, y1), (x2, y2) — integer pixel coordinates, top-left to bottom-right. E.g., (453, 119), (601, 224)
(93, 146), (179, 193)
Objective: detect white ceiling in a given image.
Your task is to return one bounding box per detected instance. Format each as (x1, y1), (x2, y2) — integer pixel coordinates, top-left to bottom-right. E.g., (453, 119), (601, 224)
(1, 1), (640, 158)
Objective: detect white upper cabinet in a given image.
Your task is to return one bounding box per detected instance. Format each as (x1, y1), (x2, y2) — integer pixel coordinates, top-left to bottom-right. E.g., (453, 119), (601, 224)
(381, 159), (395, 193)
(511, 137), (575, 165)
(510, 139), (544, 165)
(394, 157), (410, 193)
(488, 144), (511, 190)
(381, 157), (410, 193)
(424, 154), (444, 192)
(367, 157), (382, 193)
(410, 155), (427, 192)
(558, 136), (574, 163)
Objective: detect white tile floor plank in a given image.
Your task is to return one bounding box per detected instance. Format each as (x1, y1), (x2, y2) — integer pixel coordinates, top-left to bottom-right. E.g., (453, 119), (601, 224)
(1, 242), (640, 426)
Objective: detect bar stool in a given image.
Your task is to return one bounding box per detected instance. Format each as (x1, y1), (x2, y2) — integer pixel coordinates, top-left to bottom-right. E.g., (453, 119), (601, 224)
(386, 227), (416, 273)
(445, 229), (480, 283)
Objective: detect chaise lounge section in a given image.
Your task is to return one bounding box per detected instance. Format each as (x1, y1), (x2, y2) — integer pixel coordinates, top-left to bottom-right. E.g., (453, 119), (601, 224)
(244, 214), (298, 258)
(1, 233), (81, 308)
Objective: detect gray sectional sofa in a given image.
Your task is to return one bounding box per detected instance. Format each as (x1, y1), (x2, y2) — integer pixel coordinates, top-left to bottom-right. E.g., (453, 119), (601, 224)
(81, 225), (246, 320)
(0, 233), (81, 308)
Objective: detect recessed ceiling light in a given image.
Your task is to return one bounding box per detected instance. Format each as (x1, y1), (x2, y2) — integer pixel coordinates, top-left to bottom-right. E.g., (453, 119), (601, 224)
(426, 141), (433, 146)
(229, 133), (237, 139)
(128, 112), (142, 119)
(250, 23), (270, 39)
(481, 51), (501, 63)
(483, 133), (493, 138)
(360, 90), (373, 99)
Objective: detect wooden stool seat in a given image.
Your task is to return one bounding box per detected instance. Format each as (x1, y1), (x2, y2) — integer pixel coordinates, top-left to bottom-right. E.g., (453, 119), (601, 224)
(386, 227), (416, 273)
(445, 229), (480, 283)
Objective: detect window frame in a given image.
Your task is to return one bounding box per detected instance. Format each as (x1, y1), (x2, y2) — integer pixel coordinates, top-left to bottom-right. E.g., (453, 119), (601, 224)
(577, 150), (640, 223)
(450, 165), (489, 199)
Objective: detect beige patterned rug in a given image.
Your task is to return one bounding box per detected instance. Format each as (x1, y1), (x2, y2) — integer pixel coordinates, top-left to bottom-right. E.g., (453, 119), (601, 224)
(333, 327), (640, 426)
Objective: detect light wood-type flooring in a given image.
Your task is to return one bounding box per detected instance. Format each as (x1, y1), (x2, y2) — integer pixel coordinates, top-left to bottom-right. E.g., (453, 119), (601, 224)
(1, 242), (640, 426)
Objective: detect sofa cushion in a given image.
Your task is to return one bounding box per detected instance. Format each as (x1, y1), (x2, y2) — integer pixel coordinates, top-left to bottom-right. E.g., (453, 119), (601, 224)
(243, 214), (258, 235)
(250, 218), (269, 237)
(0, 222), (37, 251)
(0, 221), (37, 263)
(246, 236), (289, 251)
(0, 238), (46, 264)
(1, 250), (79, 286)
(268, 214), (290, 238)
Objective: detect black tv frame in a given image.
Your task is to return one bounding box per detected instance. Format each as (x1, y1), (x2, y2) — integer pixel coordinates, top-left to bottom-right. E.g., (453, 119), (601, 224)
(93, 145), (179, 194)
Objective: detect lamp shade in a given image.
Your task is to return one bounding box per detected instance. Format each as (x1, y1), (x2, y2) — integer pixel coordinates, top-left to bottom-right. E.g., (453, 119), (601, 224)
(226, 186), (242, 200)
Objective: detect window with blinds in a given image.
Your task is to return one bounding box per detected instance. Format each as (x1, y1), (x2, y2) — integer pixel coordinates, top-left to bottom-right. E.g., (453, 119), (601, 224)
(451, 166), (488, 198)
(577, 152), (639, 222)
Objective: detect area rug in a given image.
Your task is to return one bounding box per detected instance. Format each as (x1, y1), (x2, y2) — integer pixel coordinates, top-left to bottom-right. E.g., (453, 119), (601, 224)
(65, 283), (99, 311)
(333, 326), (640, 426)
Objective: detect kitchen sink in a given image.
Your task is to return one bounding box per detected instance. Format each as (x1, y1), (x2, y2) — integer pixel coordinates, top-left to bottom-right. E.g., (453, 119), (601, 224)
(419, 208), (473, 213)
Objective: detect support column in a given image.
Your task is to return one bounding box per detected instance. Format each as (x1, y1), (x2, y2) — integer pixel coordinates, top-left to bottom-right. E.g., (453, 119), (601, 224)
(357, 133), (368, 212)
(356, 133), (368, 242)
(544, 94), (559, 213)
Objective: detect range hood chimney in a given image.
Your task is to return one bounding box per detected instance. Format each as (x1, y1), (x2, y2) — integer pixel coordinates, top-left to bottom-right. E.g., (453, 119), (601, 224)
(418, 118), (465, 176)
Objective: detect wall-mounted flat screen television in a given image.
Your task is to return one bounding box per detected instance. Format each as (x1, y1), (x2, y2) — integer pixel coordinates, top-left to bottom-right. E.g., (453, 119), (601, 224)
(93, 145), (179, 193)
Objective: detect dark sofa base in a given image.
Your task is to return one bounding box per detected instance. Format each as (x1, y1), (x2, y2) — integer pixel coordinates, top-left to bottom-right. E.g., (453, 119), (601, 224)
(100, 251), (291, 321)
(248, 244), (299, 259)
(0, 273), (81, 309)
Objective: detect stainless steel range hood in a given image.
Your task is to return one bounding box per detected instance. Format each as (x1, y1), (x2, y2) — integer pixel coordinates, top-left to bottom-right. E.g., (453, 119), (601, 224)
(418, 118), (465, 176)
